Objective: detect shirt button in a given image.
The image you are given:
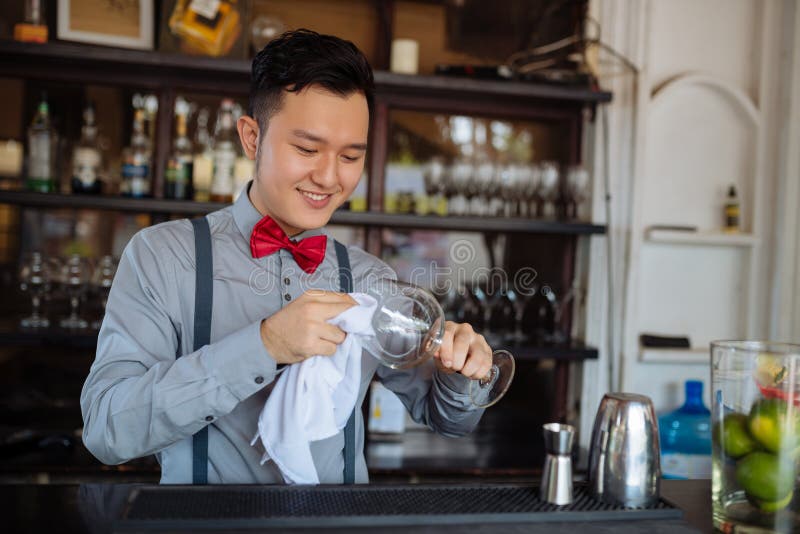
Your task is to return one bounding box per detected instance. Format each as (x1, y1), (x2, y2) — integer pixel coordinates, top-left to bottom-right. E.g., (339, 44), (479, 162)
(284, 277), (291, 285)
(205, 415), (214, 422)
(255, 376), (264, 384)
(284, 293), (292, 301)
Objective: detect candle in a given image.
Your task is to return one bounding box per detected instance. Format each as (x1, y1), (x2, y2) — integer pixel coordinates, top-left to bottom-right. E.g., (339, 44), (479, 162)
(390, 39), (419, 75)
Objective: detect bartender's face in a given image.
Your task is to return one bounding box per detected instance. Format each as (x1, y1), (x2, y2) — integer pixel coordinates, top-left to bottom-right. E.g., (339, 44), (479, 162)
(245, 85), (369, 237)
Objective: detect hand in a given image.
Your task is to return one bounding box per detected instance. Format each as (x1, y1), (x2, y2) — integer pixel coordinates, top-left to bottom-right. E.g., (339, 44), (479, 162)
(260, 290), (356, 365)
(433, 321), (493, 380)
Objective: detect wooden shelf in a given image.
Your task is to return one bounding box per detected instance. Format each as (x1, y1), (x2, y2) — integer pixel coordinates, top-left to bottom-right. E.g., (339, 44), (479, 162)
(639, 347), (709, 364)
(0, 40), (612, 105)
(0, 190), (607, 235)
(0, 319), (598, 361)
(645, 229), (758, 247)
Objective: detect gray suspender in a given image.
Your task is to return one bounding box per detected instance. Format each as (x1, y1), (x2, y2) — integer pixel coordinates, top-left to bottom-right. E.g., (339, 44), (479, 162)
(190, 217), (212, 485)
(187, 217), (356, 484)
(334, 241), (357, 485)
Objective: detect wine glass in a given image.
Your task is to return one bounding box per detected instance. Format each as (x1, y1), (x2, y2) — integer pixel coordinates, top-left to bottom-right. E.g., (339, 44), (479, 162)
(448, 156), (473, 216)
(565, 164), (590, 220)
(58, 254), (92, 329)
(361, 279), (515, 408)
(90, 255), (117, 330)
(538, 161), (562, 219)
(422, 156), (446, 216)
(19, 252), (55, 328)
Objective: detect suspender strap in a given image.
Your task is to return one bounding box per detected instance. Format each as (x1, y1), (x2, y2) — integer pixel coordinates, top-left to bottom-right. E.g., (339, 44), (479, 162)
(186, 224), (354, 485)
(334, 240), (356, 485)
(190, 217), (213, 485)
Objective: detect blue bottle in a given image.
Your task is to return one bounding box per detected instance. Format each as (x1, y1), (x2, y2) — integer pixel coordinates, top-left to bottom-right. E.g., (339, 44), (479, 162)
(658, 380), (712, 479)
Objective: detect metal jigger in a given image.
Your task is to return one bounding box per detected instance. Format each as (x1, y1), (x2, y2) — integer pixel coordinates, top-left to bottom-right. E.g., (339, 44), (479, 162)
(540, 423), (575, 506)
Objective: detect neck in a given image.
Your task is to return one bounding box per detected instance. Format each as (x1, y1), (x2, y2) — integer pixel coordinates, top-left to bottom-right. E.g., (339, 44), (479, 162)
(248, 180), (303, 237)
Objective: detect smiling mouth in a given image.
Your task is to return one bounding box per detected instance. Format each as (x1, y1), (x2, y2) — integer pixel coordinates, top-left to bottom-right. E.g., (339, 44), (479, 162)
(298, 189), (334, 201)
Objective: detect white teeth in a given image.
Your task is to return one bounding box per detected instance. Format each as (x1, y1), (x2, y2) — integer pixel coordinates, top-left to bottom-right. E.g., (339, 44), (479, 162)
(301, 191), (329, 201)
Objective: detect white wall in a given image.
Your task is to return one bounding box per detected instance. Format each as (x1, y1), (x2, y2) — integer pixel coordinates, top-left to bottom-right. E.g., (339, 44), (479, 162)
(580, 0), (799, 445)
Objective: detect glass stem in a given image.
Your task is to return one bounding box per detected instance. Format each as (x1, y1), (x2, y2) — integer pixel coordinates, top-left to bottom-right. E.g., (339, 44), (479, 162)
(70, 295), (80, 318)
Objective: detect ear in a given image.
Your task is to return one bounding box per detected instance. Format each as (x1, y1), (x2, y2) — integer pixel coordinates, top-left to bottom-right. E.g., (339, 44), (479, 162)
(237, 115), (260, 160)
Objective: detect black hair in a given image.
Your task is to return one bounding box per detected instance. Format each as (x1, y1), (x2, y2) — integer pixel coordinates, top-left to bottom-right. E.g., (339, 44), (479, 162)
(249, 29), (375, 131)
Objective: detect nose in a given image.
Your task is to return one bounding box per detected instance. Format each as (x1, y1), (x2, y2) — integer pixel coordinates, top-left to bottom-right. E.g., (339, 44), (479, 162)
(311, 153), (338, 190)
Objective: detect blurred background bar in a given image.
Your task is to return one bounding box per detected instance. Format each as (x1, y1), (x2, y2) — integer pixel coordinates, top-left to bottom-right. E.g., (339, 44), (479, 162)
(0, 0), (797, 491)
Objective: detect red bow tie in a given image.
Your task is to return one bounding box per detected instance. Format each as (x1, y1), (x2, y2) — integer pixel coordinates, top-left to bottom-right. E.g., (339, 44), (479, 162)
(250, 215), (327, 273)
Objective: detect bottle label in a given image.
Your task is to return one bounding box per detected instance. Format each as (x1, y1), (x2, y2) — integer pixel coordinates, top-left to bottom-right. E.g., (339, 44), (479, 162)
(725, 205), (740, 229)
(28, 133), (52, 180)
(166, 160), (190, 183)
(211, 150), (235, 195)
(661, 452), (711, 479)
(122, 163), (150, 196)
(73, 147), (101, 186)
(189, 0), (220, 20)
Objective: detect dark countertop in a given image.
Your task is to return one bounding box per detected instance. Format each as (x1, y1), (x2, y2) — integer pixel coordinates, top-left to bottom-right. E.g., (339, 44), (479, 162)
(0, 479), (710, 534)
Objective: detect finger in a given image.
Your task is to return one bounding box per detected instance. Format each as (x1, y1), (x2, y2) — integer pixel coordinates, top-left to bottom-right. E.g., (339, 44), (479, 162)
(449, 325), (474, 372)
(435, 321), (457, 368)
(461, 340), (492, 379)
(318, 323), (347, 344)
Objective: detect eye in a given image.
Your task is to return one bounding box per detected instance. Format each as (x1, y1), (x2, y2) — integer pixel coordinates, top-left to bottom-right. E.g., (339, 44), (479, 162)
(294, 145), (317, 155)
(341, 154), (362, 163)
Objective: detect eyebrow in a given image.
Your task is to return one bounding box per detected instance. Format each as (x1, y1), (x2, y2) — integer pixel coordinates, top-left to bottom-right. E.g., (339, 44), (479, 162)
(291, 129), (368, 151)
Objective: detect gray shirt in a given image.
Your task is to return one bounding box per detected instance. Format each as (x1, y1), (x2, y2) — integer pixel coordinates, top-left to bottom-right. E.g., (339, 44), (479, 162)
(80, 184), (484, 484)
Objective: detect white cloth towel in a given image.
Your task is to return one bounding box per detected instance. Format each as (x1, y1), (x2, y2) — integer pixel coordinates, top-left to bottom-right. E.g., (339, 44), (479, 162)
(251, 292), (377, 484)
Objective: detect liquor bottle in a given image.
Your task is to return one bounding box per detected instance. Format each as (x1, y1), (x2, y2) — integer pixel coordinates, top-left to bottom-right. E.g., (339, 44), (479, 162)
(724, 185), (740, 233)
(231, 103), (253, 200)
(210, 99), (237, 203)
(14, 0), (48, 43)
(71, 102), (103, 194)
(192, 108), (213, 202)
(165, 102), (193, 200)
(233, 153), (254, 201)
(168, 0), (242, 57)
(26, 93), (58, 193)
(659, 380), (712, 479)
(120, 108), (152, 197)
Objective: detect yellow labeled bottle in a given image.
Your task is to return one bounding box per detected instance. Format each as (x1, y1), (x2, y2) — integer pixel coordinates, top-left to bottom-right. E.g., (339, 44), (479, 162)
(724, 185), (740, 234)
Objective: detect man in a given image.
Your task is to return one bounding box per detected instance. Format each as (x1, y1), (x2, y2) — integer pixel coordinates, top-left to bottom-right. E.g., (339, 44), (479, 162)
(80, 29), (493, 484)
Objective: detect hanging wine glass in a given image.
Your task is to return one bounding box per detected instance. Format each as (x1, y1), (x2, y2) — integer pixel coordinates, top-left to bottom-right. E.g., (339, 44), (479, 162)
(361, 279), (515, 408)
(90, 255), (117, 330)
(565, 164), (590, 220)
(19, 251), (55, 328)
(422, 156), (446, 216)
(58, 254), (92, 329)
(539, 161), (562, 219)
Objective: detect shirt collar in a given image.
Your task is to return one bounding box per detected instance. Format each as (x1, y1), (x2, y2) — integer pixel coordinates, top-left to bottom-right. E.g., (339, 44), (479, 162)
(232, 180), (328, 245)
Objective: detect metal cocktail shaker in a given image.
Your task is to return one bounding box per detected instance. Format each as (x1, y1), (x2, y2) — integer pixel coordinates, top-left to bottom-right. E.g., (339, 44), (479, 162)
(588, 393), (661, 508)
(540, 423), (575, 505)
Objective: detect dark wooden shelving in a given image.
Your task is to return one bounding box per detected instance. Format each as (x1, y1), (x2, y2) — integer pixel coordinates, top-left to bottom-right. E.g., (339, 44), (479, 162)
(0, 189), (606, 235)
(0, 319), (597, 361)
(0, 189), (223, 215)
(0, 40), (251, 94)
(0, 40), (612, 105)
(334, 211), (607, 235)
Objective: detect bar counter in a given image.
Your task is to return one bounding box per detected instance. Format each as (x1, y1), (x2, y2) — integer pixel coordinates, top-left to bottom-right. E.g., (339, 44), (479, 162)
(2, 479), (710, 533)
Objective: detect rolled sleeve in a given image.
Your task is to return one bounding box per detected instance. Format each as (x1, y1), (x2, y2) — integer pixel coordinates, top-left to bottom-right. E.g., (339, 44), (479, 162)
(376, 359), (484, 438)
